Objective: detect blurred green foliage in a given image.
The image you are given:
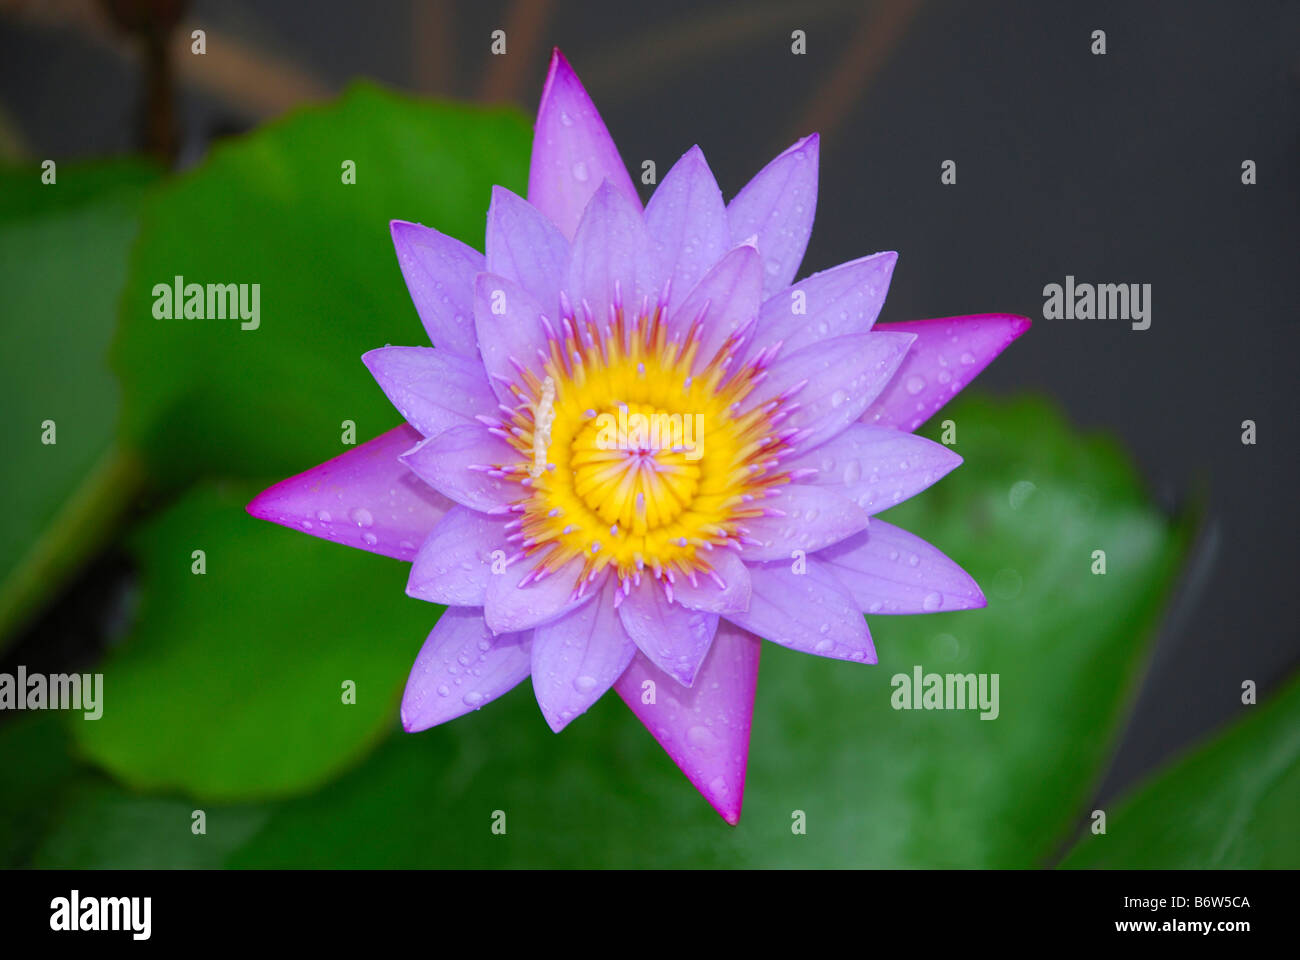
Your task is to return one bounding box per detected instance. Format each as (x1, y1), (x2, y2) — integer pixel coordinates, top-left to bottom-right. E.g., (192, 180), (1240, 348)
(0, 160), (156, 644)
(113, 82), (531, 486)
(0, 84), (1292, 867)
(1062, 674), (1300, 869)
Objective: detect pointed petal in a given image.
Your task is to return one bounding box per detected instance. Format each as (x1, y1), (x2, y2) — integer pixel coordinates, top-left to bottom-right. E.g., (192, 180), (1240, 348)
(485, 185), (569, 315)
(724, 559), (875, 663)
(528, 48), (641, 240)
(406, 506), (510, 606)
(674, 243), (763, 368)
(747, 331), (915, 451)
(672, 547), (752, 615)
(484, 556), (597, 634)
(390, 220), (482, 356)
(615, 620), (760, 825)
(740, 483), (869, 562)
(644, 145), (729, 314)
(786, 424), (962, 515)
(861, 314), (1032, 432)
(566, 179), (655, 322)
(617, 577), (719, 686)
(727, 133), (819, 298)
(400, 425), (519, 513)
(531, 578), (636, 731)
(752, 251), (897, 359)
(362, 346), (496, 440)
(819, 519), (986, 615)
(473, 272), (549, 404)
(400, 607), (531, 732)
(247, 424), (451, 561)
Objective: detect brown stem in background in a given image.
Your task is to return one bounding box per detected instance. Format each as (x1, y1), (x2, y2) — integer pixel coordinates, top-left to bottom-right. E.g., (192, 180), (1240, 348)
(792, 0), (923, 146)
(478, 0), (554, 104)
(99, 0), (185, 165)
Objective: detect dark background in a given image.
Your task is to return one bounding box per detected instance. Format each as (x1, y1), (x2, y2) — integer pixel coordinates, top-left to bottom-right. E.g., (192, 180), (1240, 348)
(2, 0), (1297, 810)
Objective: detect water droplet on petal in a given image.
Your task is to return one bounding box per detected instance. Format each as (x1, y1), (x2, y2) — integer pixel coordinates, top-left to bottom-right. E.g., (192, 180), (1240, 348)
(571, 160), (589, 182)
(923, 591), (943, 611)
(350, 507), (374, 528)
(687, 725), (720, 750)
(905, 375), (926, 395)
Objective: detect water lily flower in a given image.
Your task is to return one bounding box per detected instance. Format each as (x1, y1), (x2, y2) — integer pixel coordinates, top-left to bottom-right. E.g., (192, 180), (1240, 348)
(248, 48), (1030, 825)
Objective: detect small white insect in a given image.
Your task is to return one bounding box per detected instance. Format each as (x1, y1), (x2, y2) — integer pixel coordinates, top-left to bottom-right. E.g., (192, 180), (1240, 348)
(531, 375), (557, 479)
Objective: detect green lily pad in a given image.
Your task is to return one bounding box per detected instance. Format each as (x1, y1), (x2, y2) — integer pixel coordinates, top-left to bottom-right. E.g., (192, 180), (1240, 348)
(208, 394), (1190, 867)
(1061, 674), (1300, 868)
(0, 160), (156, 647)
(111, 83), (531, 487)
(71, 482), (446, 800)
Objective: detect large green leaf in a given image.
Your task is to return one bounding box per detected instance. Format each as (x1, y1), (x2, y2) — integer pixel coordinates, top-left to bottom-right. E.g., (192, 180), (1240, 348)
(0, 160), (156, 646)
(205, 394), (1186, 867)
(111, 83), (531, 487)
(1061, 674), (1300, 868)
(71, 482), (445, 800)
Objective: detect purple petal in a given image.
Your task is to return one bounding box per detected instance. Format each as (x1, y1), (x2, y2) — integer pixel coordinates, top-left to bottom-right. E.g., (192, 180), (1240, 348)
(671, 547), (752, 614)
(390, 220), (482, 356)
(485, 185), (569, 316)
(644, 145), (729, 315)
(530, 577), (636, 732)
(750, 251), (897, 360)
(617, 577), (719, 686)
(247, 424), (451, 561)
(400, 607), (531, 732)
(786, 424), (962, 515)
(399, 424), (520, 514)
(674, 243), (763, 369)
(361, 346), (496, 440)
(472, 272), (548, 403)
(484, 555), (597, 635)
(615, 620), (760, 825)
(746, 331), (915, 451)
(406, 506), (510, 606)
(528, 48), (641, 240)
(740, 483), (869, 562)
(724, 559), (875, 663)
(861, 314), (1032, 432)
(566, 179), (656, 322)
(819, 519), (986, 615)
(727, 133), (819, 299)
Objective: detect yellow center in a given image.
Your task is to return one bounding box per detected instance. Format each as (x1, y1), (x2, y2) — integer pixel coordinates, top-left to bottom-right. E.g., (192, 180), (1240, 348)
(487, 296), (797, 593)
